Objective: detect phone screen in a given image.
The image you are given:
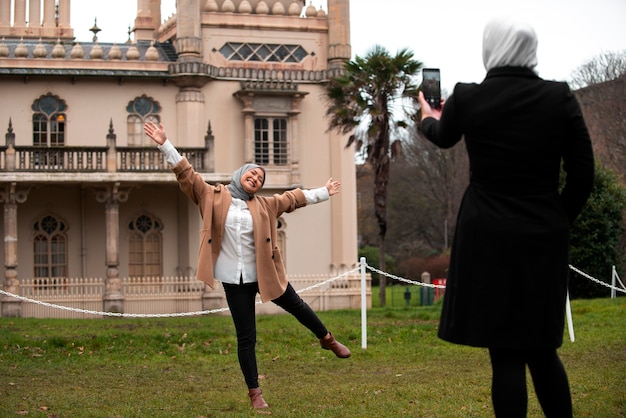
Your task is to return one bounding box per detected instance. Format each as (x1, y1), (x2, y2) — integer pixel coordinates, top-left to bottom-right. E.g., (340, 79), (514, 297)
(422, 68), (441, 109)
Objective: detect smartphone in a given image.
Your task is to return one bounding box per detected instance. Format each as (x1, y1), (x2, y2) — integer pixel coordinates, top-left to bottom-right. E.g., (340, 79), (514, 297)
(422, 68), (441, 109)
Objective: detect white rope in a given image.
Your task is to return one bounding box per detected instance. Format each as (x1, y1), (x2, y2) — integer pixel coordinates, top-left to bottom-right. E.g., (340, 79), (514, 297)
(568, 264), (626, 294)
(0, 290), (231, 317)
(0, 262), (620, 318)
(364, 264), (447, 288)
(0, 267), (361, 318)
(294, 267), (361, 294)
(366, 262), (622, 345)
(366, 262), (624, 294)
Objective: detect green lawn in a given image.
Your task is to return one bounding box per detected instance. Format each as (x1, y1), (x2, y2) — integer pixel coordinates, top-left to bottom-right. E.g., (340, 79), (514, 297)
(0, 297), (624, 417)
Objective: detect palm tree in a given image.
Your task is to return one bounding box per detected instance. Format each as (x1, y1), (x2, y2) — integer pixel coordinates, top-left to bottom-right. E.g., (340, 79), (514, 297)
(325, 45), (423, 306)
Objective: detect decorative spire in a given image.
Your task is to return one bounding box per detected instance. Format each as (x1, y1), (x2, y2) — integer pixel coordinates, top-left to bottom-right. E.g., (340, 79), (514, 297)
(6, 118), (15, 147)
(90, 18), (101, 42)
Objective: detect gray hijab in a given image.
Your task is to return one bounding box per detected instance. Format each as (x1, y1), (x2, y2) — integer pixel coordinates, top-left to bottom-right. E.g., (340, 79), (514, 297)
(483, 16), (538, 73)
(227, 163), (266, 201)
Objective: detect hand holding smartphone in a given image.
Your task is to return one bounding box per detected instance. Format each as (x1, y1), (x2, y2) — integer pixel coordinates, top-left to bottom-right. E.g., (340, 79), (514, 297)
(422, 68), (441, 109)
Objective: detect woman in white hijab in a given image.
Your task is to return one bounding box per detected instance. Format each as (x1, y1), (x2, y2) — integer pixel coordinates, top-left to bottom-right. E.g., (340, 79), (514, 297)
(418, 16), (594, 418)
(482, 16), (538, 72)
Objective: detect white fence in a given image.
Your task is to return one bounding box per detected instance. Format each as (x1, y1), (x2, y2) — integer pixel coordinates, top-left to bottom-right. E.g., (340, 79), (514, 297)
(11, 272), (369, 319)
(20, 277), (105, 318)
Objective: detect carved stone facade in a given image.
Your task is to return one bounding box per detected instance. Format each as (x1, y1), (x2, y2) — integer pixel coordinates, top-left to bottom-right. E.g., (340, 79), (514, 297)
(0, 0), (359, 317)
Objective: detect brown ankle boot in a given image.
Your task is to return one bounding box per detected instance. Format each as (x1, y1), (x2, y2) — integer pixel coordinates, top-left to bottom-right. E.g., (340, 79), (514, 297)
(320, 332), (351, 358)
(248, 388), (269, 409)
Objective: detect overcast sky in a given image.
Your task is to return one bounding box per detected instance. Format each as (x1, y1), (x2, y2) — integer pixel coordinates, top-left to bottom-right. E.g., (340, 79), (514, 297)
(71, 0), (626, 92)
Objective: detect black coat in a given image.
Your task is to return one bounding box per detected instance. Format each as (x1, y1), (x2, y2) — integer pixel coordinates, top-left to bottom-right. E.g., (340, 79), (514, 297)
(420, 67), (594, 349)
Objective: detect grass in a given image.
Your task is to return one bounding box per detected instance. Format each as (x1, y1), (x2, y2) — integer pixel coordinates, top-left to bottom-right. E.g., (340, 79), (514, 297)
(0, 297), (624, 417)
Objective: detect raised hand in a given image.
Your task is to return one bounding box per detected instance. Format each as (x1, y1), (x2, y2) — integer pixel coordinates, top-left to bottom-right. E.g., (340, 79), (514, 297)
(144, 122), (167, 145)
(325, 178), (341, 196)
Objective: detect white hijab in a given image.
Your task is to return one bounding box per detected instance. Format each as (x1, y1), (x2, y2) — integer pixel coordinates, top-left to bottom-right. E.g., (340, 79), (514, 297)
(482, 16), (538, 72)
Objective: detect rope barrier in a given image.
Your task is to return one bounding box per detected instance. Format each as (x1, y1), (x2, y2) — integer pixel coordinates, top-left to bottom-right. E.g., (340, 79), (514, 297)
(568, 264), (626, 294)
(0, 291), (231, 317)
(364, 264), (446, 288)
(0, 266), (361, 318)
(366, 262), (624, 345)
(0, 262), (621, 320)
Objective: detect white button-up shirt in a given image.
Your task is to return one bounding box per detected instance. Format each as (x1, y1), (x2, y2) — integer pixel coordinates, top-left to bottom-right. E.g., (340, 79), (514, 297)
(214, 197), (256, 284)
(214, 187), (328, 284)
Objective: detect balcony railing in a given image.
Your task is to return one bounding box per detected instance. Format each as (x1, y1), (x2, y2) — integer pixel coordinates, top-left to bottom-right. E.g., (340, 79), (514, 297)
(0, 146), (208, 173)
(117, 147), (207, 172)
(13, 146), (107, 171)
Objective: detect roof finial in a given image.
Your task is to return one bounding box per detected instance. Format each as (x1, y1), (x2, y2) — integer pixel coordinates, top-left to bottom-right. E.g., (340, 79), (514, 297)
(90, 18), (101, 42)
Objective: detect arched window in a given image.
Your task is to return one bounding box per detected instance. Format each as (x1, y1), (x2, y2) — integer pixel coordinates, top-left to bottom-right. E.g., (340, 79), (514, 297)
(128, 213), (163, 277)
(126, 95), (161, 146)
(31, 93), (68, 147)
(33, 214), (68, 288)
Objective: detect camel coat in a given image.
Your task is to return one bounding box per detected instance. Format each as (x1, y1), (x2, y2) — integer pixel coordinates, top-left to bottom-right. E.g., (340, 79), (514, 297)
(172, 158), (307, 302)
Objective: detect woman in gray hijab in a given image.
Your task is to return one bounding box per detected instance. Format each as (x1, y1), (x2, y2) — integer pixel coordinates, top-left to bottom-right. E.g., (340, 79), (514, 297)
(418, 16), (594, 417)
(144, 121), (350, 410)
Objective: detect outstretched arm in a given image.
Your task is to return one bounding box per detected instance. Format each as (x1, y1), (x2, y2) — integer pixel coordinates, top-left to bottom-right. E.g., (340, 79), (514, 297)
(301, 178), (341, 205)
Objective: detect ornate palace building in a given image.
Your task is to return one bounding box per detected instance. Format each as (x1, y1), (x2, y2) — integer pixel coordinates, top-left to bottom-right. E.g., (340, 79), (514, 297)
(0, 0), (360, 317)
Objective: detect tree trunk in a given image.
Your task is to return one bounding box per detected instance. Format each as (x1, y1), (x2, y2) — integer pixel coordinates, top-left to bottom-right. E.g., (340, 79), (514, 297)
(371, 111), (392, 307)
(374, 142), (390, 307)
(378, 232), (387, 307)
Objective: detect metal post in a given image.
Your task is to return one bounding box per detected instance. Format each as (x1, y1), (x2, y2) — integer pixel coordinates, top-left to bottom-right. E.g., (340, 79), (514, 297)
(566, 291), (575, 342)
(611, 265), (616, 299)
(360, 256), (367, 349)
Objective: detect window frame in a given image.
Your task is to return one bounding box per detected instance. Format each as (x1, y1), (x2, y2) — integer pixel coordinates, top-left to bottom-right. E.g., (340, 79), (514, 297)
(128, 213), (164, 278)
(254, 116), (289, 166)
(33, 214), (68, 289)
(126, 95), (161, 146)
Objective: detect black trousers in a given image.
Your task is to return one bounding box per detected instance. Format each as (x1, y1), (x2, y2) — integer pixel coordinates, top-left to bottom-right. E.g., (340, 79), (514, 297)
(488, 347), (572, 418)
(223, 281), (328, 389)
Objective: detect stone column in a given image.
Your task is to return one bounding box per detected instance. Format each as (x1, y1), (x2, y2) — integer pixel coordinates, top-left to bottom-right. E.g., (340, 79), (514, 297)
(175, 87), (205, 148)
(28, 0), (41, 28)
(329, 125), (358, 273)
(170, 0), (207, 145)
(288, 93), (303, 185)
(96, 183), (130, 314)
(327, 0), (351, 70)
(149, 0), (161, 31)
(0, 1), (10, 31)
(42, 0), (55, 28)
(235, 92), (255, 163)
(134, 0), (157, 41)
(58, 0), (71, 28)
(174, 0), (201, 62)
(1, 183), (30, 317)
(14, 0), (26, 28)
